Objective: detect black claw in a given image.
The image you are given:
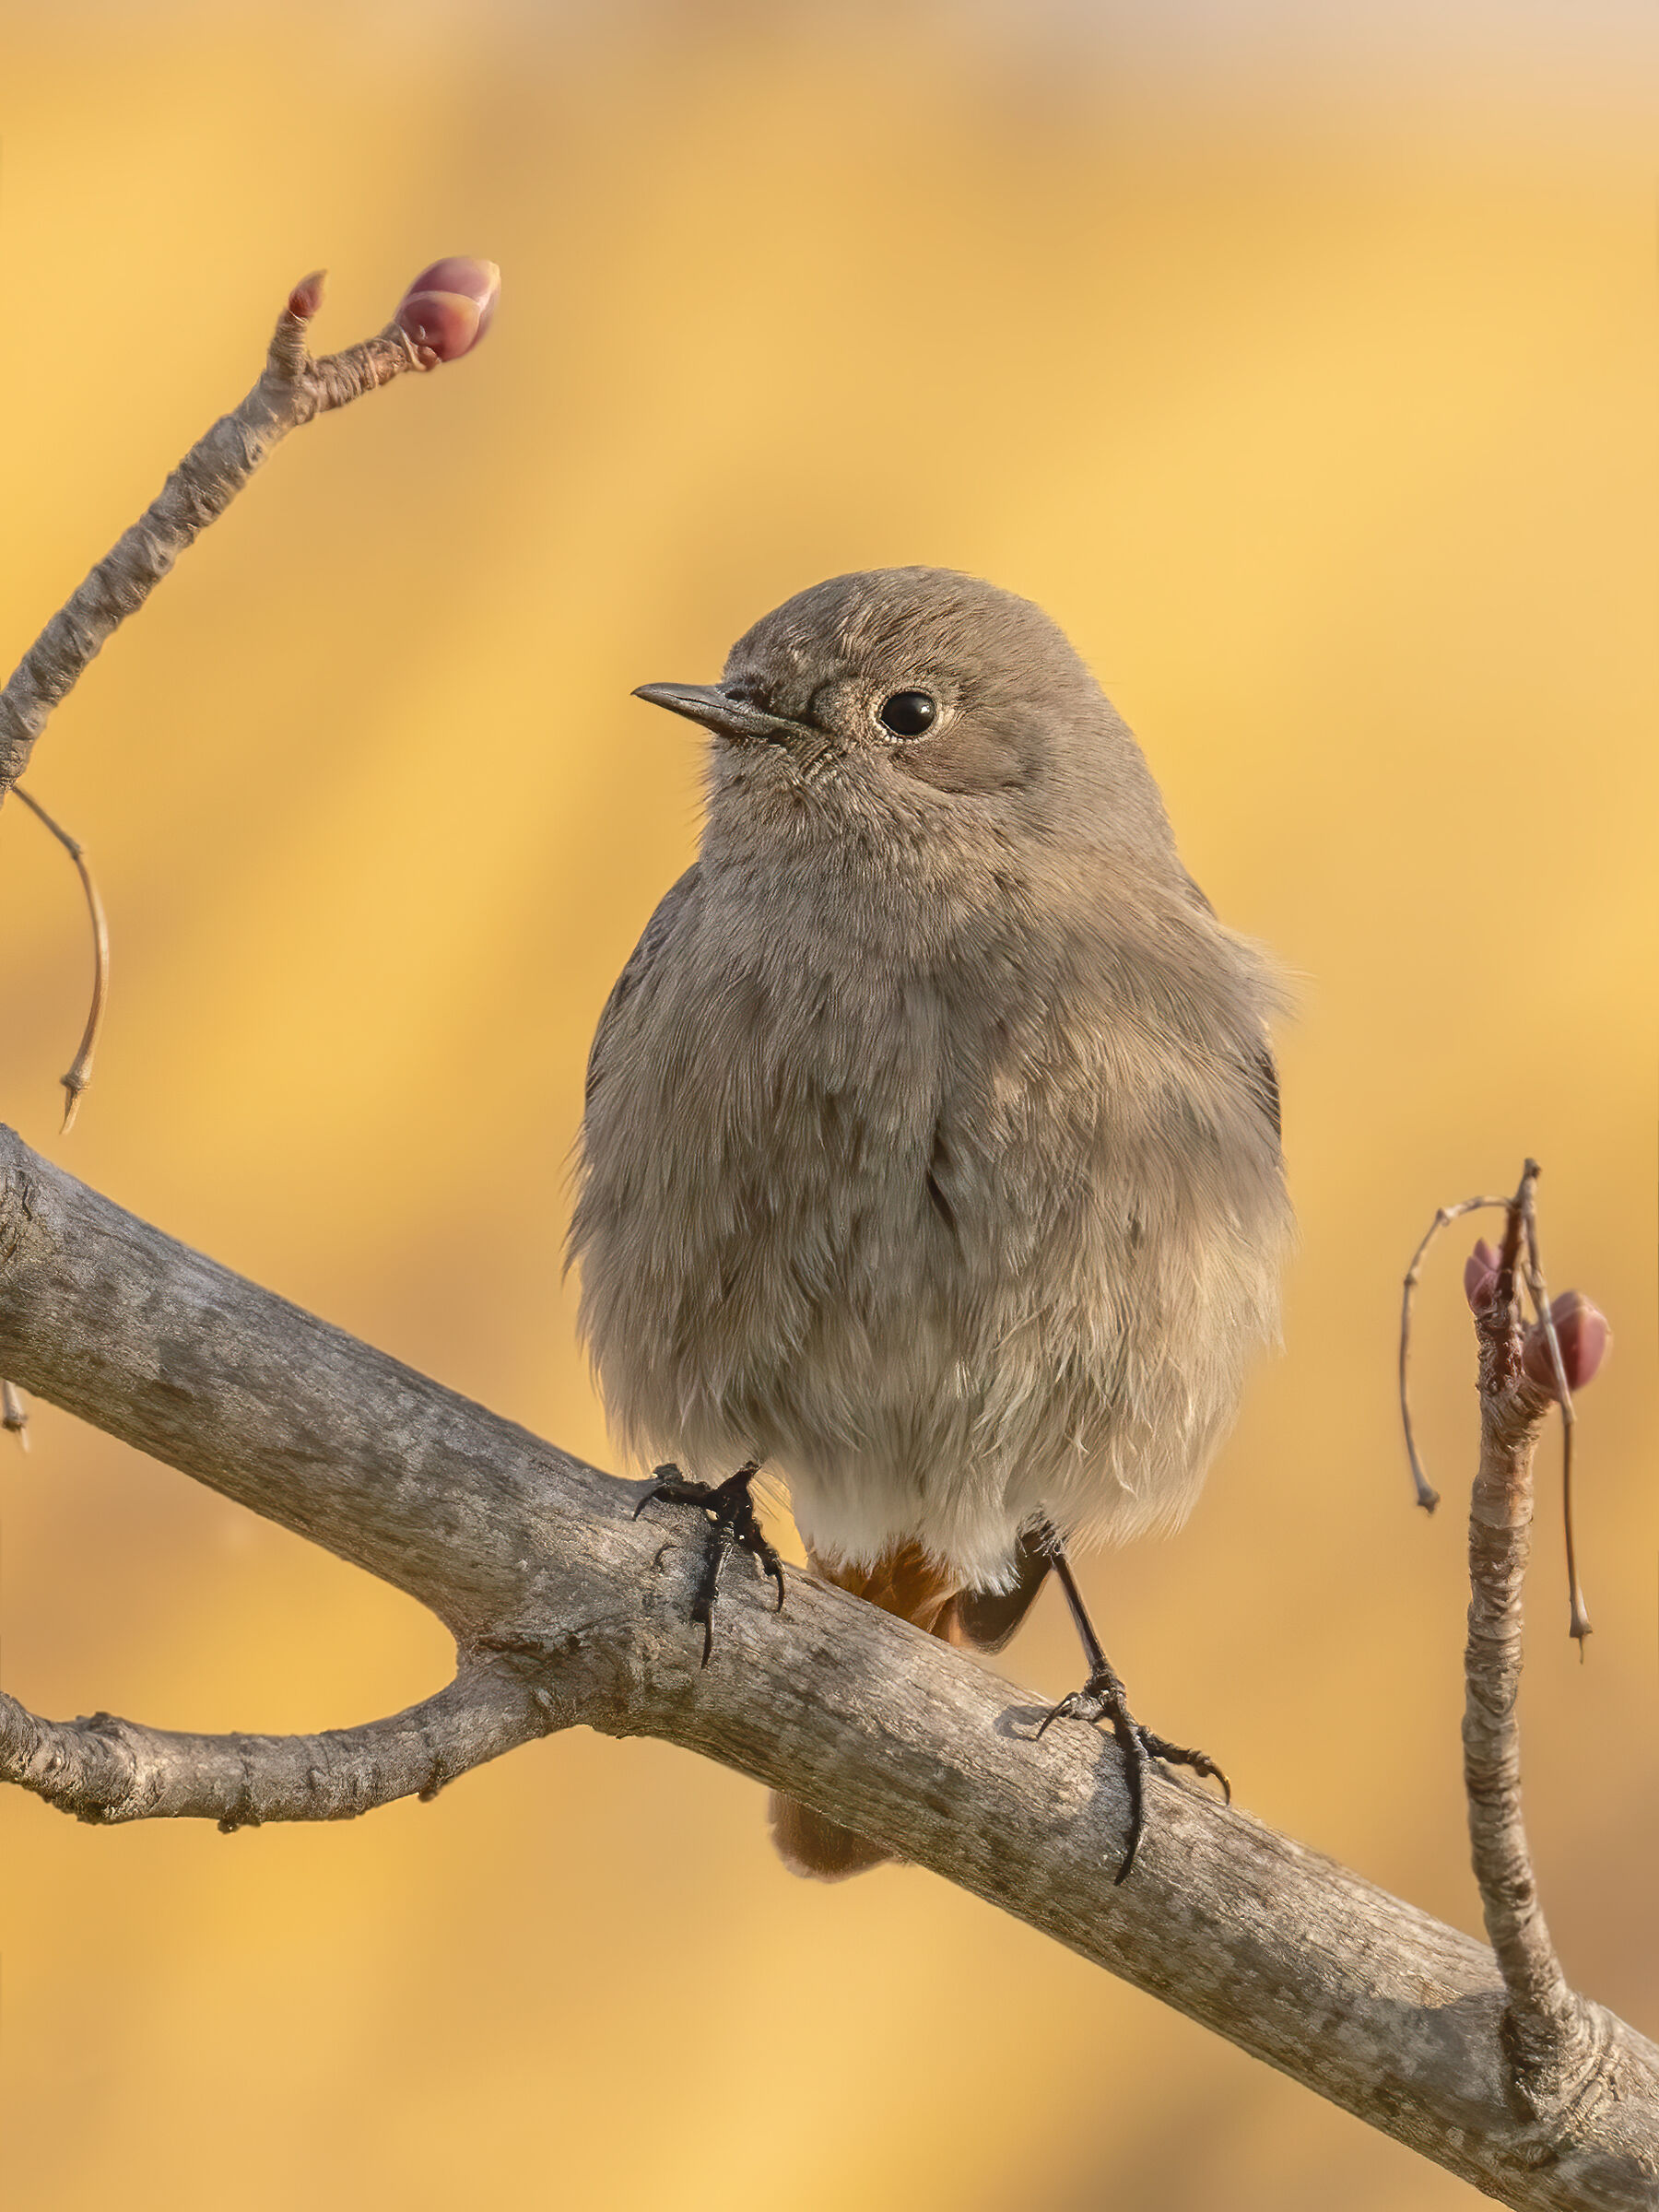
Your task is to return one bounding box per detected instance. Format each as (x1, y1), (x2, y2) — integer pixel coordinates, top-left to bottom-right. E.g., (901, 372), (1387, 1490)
(631, 1460), (785, 1661)
(1139, 1728), (1232, 1808)
(1037, 1665), (1228, 1883)
(1113, 1724), (1148, 1885)
(1033, 1692), (1078, 1743)
(634, 1467), (712, 1520)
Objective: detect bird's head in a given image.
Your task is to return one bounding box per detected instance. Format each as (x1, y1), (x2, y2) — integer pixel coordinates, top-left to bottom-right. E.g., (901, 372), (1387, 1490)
(633, 568), (1172, 862)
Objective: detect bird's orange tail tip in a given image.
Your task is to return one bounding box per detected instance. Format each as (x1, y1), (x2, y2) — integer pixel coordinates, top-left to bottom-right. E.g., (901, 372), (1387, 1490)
(767, 1542), (966, 1880)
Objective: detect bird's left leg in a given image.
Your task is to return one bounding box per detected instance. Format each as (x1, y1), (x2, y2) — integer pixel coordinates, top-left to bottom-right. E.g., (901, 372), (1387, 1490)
(1035, 1529), (1230, 1883)
(633, 1460), (785, 1666)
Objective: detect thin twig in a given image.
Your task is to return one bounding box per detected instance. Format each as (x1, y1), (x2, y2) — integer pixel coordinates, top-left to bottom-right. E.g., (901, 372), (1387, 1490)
(10, 783), (110, 1131)
(0, 265), (490, 1138)
(1399, 1193), (1512, 1511)
(0, 272), (430, 804)
(1403, 1167), (1595, 1650)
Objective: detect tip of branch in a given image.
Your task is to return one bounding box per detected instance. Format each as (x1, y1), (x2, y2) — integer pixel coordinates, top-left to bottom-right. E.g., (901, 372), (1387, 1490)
(1, 1380), (28, 1451)
(394, 257), (500, 364)
(59, 1072), (87, 1134)
(288, 270), (327, 322)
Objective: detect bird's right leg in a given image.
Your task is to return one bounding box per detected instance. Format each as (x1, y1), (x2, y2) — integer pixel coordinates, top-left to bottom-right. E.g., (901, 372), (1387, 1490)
(633, 1460), (785, 1666)
(1036, 1530), (1230, 1883)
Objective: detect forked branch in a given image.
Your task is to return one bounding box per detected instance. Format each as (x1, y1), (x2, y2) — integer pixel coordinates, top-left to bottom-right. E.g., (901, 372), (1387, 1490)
(0, 1126), (1654, 2212)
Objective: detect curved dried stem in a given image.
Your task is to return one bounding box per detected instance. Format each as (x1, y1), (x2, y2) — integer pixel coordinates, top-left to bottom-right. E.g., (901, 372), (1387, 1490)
(10, 783), (110, 1131)
(1, 1376), (27, 1450)
(1398, 1193), (1512, 1511)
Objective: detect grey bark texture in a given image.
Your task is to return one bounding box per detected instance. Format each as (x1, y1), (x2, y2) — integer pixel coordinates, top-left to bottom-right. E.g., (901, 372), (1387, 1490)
(2, 1124), (1655, 2210)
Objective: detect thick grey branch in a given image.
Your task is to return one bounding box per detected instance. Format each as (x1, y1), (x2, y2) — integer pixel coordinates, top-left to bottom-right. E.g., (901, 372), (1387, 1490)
(2, 1122), (1655, 2211)
(0, 1667), (543, 1828)
(0, 285), (419, 800)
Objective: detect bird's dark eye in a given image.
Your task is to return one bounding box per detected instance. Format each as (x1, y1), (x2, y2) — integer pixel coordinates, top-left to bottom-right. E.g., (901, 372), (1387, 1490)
(877, 690), (937, 738)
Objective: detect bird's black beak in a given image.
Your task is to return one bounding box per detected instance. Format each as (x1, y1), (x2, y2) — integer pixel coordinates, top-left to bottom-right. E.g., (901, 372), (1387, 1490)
(632, 682), (796, 746)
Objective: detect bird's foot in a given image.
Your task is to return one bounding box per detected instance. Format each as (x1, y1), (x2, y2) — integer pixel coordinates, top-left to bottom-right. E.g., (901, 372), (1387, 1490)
(1037, 1660), (1230, 1885)
(633, 1461), (785, 1665)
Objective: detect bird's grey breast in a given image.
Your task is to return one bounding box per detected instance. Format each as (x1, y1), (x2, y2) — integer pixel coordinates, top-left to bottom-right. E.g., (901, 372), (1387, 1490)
(571, 854), (965, 1450)
(572, 818), (1287, 1591)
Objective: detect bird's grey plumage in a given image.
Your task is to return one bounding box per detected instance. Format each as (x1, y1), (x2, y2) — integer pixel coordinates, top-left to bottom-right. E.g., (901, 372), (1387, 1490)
(570, 568), (1289, 1599)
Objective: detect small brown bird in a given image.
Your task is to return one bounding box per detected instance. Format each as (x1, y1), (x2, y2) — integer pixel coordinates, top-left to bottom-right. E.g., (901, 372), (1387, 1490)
(569, 569), (1289, 1880)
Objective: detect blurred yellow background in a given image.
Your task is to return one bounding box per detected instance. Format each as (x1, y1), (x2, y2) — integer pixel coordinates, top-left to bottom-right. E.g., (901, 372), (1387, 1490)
(2, 6), (1655, 2206)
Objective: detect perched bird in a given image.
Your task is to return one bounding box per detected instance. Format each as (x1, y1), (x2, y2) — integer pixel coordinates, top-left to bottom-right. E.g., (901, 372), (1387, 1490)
(569, 568), (1289, 1880)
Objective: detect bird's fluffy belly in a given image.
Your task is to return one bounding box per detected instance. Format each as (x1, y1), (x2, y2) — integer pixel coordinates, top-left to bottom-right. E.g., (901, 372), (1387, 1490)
(577, 969), (1277, 1593)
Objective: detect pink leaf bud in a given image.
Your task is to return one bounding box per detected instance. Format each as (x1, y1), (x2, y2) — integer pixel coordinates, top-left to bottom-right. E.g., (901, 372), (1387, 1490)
(1523, 1290), (1611, 1394)
(1464, 1237), (1501, 1313)
(288, 270), (327, 322)
(394, 257), (500, 363)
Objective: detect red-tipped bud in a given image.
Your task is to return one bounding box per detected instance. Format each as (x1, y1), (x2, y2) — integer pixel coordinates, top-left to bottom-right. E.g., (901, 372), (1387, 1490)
(288, 270), (327, 321)
(1523, 1290), (1611, 1394)
(394, 257), (500, 362)
(1464, 1237), (1501, 1313)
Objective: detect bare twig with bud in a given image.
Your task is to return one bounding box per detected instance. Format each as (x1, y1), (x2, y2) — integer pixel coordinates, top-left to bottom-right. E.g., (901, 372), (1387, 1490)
(0, 258), (500, 807)
(1400, 1159), (1606, 1640)
(1400, 1159), (1614, 2124)
(0, 256), (500, 1125)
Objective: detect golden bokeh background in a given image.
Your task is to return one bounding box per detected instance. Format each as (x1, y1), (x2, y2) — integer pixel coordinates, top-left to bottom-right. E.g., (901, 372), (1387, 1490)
(2, 6), (1655, 2206)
